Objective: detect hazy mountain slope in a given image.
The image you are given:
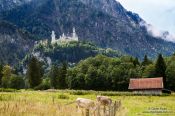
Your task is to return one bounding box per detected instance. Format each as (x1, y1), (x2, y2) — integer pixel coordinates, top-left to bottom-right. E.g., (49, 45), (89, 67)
(0, 0), (33, 12)
(0, 0), (175, 59)
(0, 21), (35, 66)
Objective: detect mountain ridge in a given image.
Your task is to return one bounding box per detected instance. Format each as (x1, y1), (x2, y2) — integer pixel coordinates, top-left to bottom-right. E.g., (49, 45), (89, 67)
(0, 0), (175, 63)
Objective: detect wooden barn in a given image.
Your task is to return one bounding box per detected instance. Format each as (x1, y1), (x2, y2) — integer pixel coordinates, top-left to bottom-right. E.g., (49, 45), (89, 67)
(128, 77), (164, 95)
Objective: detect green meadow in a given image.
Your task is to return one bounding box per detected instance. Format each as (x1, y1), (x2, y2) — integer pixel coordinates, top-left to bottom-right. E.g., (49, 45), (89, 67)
(0, 90), (174, 116)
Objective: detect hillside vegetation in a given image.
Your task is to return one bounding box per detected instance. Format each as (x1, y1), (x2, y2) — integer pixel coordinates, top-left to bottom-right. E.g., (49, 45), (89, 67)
(1, 52), (175, 91)
(23, 41), (122, 67)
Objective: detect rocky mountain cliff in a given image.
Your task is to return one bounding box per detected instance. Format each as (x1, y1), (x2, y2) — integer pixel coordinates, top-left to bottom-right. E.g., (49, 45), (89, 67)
(0, 21), (35, 66)
(0, 0), (175, 61)
(0, 0), (33, 12)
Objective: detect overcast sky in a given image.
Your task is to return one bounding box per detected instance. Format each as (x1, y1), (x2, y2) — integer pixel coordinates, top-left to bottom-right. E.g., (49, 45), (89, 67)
(117, 0), (175, 35)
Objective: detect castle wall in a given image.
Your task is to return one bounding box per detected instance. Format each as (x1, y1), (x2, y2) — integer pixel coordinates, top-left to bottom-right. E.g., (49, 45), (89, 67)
(51, 28), (78, 44)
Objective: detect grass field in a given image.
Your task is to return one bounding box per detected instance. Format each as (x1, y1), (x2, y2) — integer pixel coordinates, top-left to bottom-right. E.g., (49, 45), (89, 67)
(0, 90), (175, 116)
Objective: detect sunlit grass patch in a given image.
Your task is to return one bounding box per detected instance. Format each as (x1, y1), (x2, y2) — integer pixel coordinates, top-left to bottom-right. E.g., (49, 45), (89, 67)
(0, 90), (174, 116)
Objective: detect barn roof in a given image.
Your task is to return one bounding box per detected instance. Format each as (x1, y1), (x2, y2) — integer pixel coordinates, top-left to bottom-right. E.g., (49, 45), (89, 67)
(128, 77), (164, 90)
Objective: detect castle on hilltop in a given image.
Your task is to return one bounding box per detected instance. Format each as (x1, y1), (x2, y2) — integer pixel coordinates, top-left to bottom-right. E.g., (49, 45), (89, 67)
(51, 28), (79, 44)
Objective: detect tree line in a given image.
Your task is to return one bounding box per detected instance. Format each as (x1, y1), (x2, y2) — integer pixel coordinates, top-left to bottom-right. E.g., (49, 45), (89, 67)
(0, 54), (175, 91)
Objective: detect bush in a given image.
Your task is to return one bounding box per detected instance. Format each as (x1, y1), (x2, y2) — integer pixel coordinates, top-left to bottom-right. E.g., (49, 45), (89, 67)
(0, 88), (18, 92)
(1, 76), (10, 88)
(34, 78), (50, 90)
(1, 65), (12, 88)
(9, 75), (25, 89)
(34, 83), (50, 90)
(58, 94), (69, 99)
(99, 91), (132, 96)
(69, 90), (92, 95)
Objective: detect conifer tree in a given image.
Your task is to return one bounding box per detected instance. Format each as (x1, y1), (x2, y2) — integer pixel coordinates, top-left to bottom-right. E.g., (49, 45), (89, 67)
(26, 57), (42, 88)
(133, 57), (140, 67)
(142, 55), (152, 66)
(165, 61), (175, 90)
(50, 65), (59, 89)
(155, 54), (167, 87)
(57, 62), (68, 89)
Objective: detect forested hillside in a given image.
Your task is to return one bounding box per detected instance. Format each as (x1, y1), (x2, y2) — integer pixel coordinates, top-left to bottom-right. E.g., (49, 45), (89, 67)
(1, 53), (175, 91)
(22, 41), (122, 70)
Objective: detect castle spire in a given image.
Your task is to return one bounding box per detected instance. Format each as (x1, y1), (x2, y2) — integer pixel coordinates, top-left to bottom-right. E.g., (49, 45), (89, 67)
(73, 27), (76, 33)
(51, 31), (56, 44)
(72, 27), (78, 41)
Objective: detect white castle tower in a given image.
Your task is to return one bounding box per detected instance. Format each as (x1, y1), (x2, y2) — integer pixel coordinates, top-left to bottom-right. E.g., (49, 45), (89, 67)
(60, 33), (66, 42)
(51, 31), (56, 44)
